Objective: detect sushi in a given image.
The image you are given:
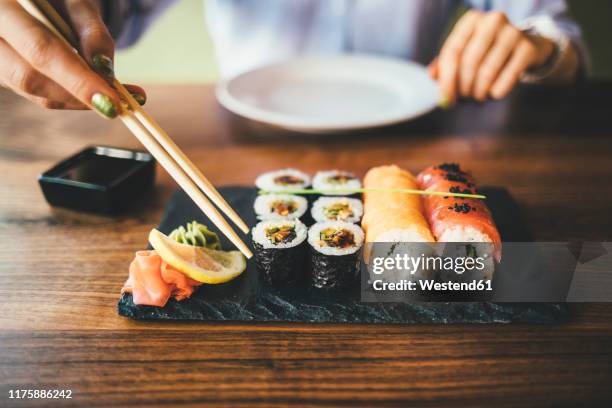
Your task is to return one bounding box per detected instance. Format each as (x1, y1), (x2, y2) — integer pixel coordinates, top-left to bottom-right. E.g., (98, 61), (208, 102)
(254, 193), (308, 220)
(361, 165), (436, 282)
(417, 164), (501, 254)
(312, 170), (361, 196)
(308, 221), (364, 290)
(255, 168), (311, 193)
(417, 163), (501, 279)
(417, 162), (475, 190)
(252, 219), (308, 286)
(361, 165), (434, 243)
(311, 196), (363, 223)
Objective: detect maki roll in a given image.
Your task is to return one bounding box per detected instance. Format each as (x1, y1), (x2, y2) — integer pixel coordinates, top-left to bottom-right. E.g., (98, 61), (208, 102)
(417, 163), (501, 262)
(254, 194), (308, 221)
(362, 165), (433, 243)
(417, 162), (475, 190)
(255, 169), (311, 193)
(417, 163), (501, 281)
(308, 221), (364, 290)
(361, 165), (436, 283)
(252, 219), (308, 286)
(311, 196), (363, 223)
(312, 170), (361, 196)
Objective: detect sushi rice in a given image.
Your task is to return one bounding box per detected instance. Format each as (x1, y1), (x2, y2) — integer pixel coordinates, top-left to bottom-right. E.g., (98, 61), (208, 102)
(312, 170), (361, 195)
(311, 196), (363, 223)
(308, 221), (364, 290)
(254, 194), (308, 220)
(436, 226), (496, 281)
(255, 168), (311, 192)
(308, 221), (364, 256)
(252, 219), (308, 249)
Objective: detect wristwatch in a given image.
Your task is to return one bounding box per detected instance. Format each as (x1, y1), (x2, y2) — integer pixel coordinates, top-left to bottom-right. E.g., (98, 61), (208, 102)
(518, 15), (571, 83)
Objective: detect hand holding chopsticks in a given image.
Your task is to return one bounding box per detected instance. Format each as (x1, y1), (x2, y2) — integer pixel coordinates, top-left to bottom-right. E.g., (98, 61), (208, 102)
(16, 0), (253, 258)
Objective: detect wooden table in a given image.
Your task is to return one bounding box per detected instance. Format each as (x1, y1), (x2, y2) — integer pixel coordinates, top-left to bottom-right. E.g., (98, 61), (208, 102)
(1, 83), (611, 407)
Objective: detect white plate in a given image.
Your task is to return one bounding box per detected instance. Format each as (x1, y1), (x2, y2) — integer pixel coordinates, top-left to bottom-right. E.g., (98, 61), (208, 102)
(216, 55), (441, 134)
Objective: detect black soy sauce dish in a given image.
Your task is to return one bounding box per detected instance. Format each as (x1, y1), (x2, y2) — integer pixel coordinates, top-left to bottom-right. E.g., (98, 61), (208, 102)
(39, 146), (156, 214)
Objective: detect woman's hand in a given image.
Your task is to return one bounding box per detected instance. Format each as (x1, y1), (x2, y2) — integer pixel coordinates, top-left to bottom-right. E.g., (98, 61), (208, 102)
(0, 0), (145, 118)
(429, 10), (555, 105)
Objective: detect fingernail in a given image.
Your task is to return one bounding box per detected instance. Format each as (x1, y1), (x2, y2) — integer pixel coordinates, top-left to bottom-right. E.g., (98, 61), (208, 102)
(92, 54), (114, 78)
(438, 96), (452, 110)
(91, 93), (118, 119)
(130, 91), (146, 106)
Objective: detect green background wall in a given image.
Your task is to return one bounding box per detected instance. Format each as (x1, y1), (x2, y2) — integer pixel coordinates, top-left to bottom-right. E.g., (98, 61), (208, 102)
(115, 0), (612, 83)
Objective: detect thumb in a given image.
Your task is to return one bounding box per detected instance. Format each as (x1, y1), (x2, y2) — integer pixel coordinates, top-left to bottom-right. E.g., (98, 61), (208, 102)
(65, 0), (115, 79)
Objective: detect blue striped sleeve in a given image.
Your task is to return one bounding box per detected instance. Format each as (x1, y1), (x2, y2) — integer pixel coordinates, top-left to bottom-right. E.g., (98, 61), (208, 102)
(104, 0), (179, 48)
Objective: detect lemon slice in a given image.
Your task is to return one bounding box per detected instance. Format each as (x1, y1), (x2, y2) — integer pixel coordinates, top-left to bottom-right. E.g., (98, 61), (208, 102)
(149, 229), (247, 284)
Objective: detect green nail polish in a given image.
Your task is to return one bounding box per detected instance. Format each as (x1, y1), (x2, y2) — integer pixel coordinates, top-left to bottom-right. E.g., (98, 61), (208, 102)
(438, 96), (451, 110)
(91, 93), (117, 119)
(92, 54), (114, 78)
(130, 92), (146, 106)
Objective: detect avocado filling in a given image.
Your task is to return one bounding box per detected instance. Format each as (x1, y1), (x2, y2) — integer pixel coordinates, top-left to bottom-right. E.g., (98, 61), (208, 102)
(326, 174), (355, 185)
(270, 200), (298, 216)
(319, 228), (355, 248)
(273, 175), (303, 185)
(324, 202), (354, 221)
(266, 225), (297, 244)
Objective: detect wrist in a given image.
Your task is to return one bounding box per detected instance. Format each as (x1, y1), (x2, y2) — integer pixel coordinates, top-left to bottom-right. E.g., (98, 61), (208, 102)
(528, 34), (556, 69)
(517, 15), (577, 83)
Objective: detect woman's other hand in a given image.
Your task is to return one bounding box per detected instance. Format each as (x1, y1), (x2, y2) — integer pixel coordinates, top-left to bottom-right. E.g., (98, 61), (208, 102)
(429, 10), (556, 105)
(0, 0), (145, 118)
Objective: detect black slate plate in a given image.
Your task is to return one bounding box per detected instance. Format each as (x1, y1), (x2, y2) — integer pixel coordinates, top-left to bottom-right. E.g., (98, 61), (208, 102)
(117, 187), (567, 323)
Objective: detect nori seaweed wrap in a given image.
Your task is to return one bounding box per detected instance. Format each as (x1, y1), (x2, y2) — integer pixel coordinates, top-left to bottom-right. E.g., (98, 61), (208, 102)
(308, 221), (364, 290)
(252, 219), (308, 286)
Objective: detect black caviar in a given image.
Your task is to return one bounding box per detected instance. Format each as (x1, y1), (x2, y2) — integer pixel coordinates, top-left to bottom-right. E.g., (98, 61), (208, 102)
(436, 163), (464, 173)
(445, 173), (469, 184)
(447, 203), (474, 213)
(446, 186), (475, 200)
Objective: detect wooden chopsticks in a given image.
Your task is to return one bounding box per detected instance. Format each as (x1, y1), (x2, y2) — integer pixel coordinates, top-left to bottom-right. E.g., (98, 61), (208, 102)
(17, 0), (253, 258)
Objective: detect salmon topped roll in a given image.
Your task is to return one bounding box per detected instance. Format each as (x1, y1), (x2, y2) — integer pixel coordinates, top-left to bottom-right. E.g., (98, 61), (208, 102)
(417, 162), (475, 190)
(417, 163), (501, 262)
(362, 165), (436, 282)
(362, 165), (434, 243)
